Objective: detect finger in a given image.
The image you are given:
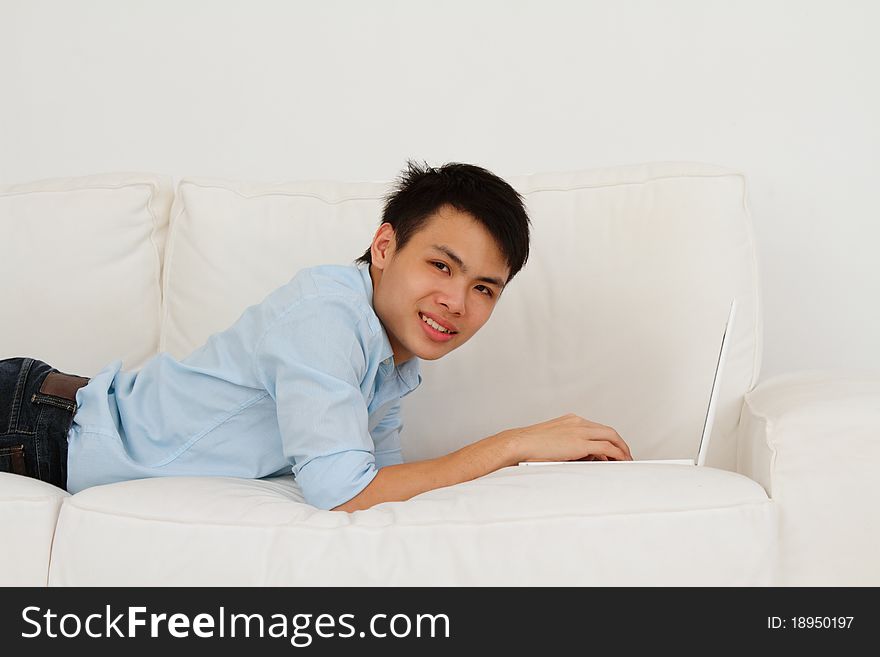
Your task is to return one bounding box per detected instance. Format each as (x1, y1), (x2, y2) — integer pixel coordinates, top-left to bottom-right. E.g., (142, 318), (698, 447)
(566, 417), (633, 459)
(601, 441), (629, 461)
(587, 429), (632, 460)
(601, 428), (633, 460)
(612, 434), (633, 460)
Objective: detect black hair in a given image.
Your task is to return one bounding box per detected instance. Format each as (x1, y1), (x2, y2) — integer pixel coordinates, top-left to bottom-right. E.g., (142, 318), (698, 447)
(355, 160), (531, 283)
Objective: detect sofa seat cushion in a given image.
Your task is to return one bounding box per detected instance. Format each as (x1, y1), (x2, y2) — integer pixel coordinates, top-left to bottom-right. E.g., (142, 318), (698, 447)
(48, 464), (775, 585)
(0, 473), (69, 586)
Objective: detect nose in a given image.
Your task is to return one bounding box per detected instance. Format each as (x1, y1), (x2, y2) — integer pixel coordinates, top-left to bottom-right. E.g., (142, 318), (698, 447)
(437, 282), (466, 316)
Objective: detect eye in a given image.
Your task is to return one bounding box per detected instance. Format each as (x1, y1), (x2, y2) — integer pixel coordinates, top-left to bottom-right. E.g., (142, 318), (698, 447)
(432, 261), (450, 273)
(475, 285), (494, 297)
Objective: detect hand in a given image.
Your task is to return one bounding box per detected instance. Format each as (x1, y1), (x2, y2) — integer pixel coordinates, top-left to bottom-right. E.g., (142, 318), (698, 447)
(507, 413), (634, 462)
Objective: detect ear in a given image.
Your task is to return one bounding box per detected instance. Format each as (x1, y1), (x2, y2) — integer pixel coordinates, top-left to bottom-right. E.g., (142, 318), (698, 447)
(370, 223), (396, 271)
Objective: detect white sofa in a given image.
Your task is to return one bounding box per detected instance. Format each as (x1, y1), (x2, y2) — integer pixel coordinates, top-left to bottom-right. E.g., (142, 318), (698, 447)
(1, 162), (878, 586)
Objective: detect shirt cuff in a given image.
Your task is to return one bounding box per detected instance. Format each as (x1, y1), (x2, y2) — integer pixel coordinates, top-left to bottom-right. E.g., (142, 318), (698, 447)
(295, 449), (378, 510)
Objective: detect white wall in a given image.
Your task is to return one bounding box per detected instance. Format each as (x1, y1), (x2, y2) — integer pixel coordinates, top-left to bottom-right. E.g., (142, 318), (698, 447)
(2, 0), (878, 382)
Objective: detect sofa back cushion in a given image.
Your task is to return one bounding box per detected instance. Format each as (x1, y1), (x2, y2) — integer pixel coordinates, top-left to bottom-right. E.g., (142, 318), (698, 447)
(162, 162), (761, 470)
(160, 177), (384, 358)
(0, 173), (173, 373)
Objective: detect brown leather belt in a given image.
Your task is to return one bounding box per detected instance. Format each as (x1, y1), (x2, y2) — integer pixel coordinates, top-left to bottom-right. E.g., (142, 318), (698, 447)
(39, 371), (91, 402)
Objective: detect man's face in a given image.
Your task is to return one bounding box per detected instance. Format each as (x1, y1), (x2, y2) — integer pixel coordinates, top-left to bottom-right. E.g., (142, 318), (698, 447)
(369, 204), (511, 365)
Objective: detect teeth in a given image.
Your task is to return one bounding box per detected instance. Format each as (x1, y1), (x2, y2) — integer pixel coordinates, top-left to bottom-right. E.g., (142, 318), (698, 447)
(421, 313), (453, 334)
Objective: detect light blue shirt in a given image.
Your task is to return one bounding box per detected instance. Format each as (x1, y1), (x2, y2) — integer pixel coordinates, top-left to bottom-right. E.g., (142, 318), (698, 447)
(67, 262), (421, 510)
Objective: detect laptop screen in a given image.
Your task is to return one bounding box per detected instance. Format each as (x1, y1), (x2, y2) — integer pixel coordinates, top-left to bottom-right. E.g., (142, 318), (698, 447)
(695, 298), (738, 466)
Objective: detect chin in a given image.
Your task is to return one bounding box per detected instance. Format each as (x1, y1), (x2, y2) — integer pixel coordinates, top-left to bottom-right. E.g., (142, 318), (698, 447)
(416, 350), (448, 361)
(414, 337), (465, 360)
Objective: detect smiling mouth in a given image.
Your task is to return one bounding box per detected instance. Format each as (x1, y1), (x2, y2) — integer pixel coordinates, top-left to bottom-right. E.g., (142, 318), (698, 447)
(419, 312), (458, 335)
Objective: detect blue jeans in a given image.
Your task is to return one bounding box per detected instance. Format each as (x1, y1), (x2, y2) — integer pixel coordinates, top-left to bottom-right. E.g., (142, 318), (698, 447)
(0, 357), (77, 491)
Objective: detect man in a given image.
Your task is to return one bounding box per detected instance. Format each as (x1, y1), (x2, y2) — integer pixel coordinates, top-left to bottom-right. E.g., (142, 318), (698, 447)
(0, 161), (632, 512)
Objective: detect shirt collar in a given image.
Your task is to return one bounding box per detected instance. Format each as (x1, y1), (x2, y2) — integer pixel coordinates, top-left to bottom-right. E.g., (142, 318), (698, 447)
(357, 260), (376, 307)
(396, 357), (421, 394)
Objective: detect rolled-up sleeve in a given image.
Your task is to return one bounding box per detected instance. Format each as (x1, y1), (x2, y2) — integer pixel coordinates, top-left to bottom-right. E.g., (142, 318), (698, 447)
(253, 294), (378, 510)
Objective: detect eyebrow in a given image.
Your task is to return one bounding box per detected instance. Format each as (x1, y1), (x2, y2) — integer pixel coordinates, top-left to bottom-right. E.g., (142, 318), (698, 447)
(430, 244), (506, 289)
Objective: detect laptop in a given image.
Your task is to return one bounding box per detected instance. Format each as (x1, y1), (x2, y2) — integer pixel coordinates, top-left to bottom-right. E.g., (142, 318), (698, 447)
(519, 297), (738, 467)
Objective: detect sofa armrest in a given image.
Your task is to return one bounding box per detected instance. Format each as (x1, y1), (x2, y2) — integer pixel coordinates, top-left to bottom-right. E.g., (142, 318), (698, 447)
(737, 369), (880, 585)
